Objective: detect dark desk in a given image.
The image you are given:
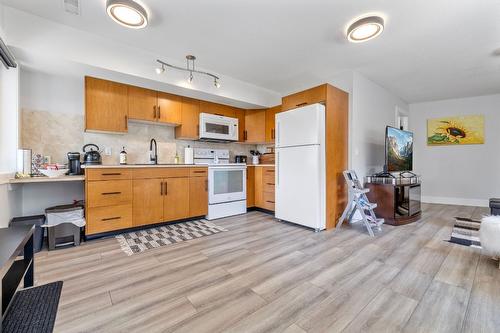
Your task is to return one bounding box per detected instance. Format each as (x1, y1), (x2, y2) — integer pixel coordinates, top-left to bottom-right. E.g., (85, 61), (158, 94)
(0, 225), (34, 330)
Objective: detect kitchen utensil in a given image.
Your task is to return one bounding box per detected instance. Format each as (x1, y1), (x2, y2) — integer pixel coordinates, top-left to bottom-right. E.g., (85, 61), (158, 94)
(67, 152), (82, 175)
(252, 155), (259, 165)
(82, 144), (102, 165)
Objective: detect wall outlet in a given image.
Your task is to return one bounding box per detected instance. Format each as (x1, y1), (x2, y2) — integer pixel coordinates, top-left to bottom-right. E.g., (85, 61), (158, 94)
(104, 147), (112, 156)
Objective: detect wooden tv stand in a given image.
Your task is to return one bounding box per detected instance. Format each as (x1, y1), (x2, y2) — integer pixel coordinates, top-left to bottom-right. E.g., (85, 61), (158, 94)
(364, 177), (422, 226)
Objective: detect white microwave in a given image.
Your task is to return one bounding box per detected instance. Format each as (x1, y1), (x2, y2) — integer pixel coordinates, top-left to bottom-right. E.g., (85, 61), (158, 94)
(199, 113), (238, 142)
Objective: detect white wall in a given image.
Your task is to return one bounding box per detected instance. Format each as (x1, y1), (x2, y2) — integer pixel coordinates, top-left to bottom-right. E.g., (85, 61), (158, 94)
(351, 72), (409, 179)
(20, 70), (83, 115)
(0, 14), (22, 226)
(410, 94), (500, 207)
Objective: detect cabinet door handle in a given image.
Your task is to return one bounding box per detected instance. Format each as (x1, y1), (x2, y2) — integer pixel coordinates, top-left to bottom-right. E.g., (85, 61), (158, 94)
(101, 191), (121, 195)
(244, 130), (247, 141)
(125, 115), (128, 130)
(161, 181), (164, 195)
(266, 200), (275, 204)
(296, 102), (307, 107)
(164, 181), (168, 195)
(158, 106), (161, 119)
(205, 179), (208, 191)
(193, 170), (205, 174)
(102, 216), (121, 222)
(102, 173), (121, 176)
(266, 183), (275, 186)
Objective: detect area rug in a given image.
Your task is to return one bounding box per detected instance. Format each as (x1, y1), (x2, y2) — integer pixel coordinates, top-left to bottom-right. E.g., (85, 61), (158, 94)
(116, 220), (227, 255)
(2, 281), (63, 333)
(449, 217), (481, 248)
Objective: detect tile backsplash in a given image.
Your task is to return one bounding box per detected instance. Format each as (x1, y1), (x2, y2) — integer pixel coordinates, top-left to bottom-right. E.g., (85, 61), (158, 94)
(21, 109), (257, 165)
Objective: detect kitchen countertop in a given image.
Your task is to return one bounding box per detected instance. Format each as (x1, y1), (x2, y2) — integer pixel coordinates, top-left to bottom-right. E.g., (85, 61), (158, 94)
(83, 164), (208, 169)
(9, 175), (85, 184)
(247, 164), (275, 167)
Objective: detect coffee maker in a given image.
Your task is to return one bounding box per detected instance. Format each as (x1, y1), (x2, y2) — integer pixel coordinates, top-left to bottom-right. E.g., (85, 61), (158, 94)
(67, 152), (82, 175)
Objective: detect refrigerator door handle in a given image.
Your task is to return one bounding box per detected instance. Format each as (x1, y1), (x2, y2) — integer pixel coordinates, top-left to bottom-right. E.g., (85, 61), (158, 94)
(276, 121), (280, 146)
(276, 151), (279, 187)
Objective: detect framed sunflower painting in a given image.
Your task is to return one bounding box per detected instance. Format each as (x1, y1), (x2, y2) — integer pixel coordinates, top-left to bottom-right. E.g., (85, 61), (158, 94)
(427, 115), (484, 145)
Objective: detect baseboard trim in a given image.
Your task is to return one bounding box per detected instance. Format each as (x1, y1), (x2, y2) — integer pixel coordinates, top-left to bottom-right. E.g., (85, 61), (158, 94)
(422, 196), (489, 207)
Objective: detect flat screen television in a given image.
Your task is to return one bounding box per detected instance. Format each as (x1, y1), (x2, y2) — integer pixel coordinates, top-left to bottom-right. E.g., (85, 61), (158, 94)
(385, 126), (413, 172)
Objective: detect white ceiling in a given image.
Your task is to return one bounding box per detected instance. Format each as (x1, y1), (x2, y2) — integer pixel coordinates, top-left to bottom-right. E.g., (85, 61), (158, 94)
(2, 0), (500, 103)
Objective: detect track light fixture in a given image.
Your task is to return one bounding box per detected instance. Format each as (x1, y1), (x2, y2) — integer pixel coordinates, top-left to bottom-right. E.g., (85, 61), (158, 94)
(155, 63), (165, 74)
(155, 55), (221, 88)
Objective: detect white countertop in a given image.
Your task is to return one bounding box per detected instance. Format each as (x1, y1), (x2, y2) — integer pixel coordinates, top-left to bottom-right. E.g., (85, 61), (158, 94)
(9, 175), (85, 184)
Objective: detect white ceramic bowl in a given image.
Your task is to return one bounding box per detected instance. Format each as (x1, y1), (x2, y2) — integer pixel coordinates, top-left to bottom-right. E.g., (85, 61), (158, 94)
(39, 169), (69, 178)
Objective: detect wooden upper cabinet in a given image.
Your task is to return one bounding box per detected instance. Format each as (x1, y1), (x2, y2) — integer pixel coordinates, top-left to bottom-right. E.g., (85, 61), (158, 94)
(157, 92), (181, 125)
(128, 87), (181, 125)
(128, 86), (157, 122)
(175, 97), (200, 140)
(200, 101), (236, 118)
(85, 76), (128, 133)
(281, 84), (327, 112)
(265, 105), (281, 143)
(244, 109), (266, 143)
(234, 108), (246, 143)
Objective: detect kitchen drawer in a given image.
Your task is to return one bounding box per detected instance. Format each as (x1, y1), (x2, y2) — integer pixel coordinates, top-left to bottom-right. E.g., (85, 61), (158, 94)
(281, 85), (326, 112)
(263, 182), (275, 193)
(189, 168), (208, 177)
(86, 168), (132, 181)
(263, 167), (275, 182)
(87, 204), (132, 234)
(133, 167), (190, 179)
(263, 191), (275, 211)
(87, 180), (132, 208)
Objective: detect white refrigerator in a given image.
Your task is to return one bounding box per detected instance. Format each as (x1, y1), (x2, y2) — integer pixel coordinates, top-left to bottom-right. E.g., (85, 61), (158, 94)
(275, 103), (326, 231)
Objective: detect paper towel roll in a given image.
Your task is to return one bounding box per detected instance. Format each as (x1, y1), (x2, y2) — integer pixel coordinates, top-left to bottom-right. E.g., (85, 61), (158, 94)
(184, 146), (194, 164)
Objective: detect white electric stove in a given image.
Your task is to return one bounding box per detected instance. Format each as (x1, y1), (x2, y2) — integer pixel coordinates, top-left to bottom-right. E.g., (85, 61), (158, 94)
(193, 148), (247, 220)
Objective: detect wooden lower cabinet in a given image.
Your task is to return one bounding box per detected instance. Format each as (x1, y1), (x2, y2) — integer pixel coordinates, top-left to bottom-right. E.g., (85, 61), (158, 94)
(189, 176), (208, 217)
(132, 178), (164, 227)
(86, 167), (208, 235)
(246, 167), (255, 208)
(163, 177), (190, 222)
(87, 204), (132, 235)
(251, 166), (275, 211)
(87, 180), (132, 208)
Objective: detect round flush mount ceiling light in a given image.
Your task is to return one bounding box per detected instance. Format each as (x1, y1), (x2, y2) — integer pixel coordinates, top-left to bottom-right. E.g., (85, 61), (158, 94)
(347, 15), (384, 43)
(106, 0), (148, 29)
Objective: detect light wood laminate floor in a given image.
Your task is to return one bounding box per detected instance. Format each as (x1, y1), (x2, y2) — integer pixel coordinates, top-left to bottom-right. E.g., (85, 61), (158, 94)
(34, 203), (499, 333)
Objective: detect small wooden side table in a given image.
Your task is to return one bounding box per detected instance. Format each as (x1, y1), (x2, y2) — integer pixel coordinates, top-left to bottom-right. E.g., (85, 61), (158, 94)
(0, 225), (35, 332)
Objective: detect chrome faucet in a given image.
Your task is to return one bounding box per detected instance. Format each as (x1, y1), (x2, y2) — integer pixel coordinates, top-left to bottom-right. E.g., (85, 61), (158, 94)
(149, 138), (158, 164)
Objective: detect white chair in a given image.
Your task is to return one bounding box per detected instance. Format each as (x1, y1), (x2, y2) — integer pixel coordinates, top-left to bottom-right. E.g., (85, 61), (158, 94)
(336, 170), (384, 237)
(480, 215), (500, 268)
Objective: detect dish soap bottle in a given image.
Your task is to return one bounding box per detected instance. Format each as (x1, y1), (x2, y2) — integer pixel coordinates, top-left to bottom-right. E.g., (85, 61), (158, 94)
(119, 147), (127, 165)
(174, 152), (180, 164)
